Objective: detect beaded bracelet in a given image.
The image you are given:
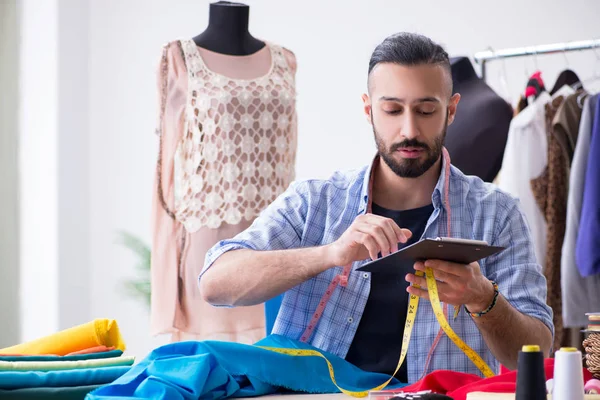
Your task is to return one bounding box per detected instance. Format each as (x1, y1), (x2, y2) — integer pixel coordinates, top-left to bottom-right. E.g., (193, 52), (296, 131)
(465, 280), (499, 318)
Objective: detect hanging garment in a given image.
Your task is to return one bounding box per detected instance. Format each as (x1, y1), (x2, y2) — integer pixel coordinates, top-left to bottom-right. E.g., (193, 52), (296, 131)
(553, 90), (586, 166)
(577, 96), (600, 277)
(491, 72), (546, 184)
(530, 89), (581, 351)
(497, 91), (552, 266)
(562, 94), (600, 328)
(151, 39), (298, 342)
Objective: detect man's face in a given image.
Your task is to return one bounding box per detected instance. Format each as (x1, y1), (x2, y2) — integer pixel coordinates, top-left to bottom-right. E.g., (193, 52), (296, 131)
(363, 63), (460, 178)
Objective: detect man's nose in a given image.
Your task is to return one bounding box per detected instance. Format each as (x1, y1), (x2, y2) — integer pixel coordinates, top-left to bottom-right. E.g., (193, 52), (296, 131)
(401, 114), (419, 140)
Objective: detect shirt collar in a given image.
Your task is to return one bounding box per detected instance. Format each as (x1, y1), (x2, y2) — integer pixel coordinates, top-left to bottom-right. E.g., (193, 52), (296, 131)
(358, 149), (450, 215)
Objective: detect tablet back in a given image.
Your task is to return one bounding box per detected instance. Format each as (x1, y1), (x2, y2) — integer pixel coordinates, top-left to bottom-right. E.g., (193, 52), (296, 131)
(356, 239), (505, 273)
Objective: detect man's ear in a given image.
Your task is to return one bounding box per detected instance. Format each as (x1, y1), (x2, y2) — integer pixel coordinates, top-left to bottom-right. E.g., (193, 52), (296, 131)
(362, 93), (372, 124)
(447, 93), (461, 125)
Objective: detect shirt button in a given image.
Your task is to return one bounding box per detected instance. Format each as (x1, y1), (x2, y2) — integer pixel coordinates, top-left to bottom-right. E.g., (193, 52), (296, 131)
(363, 273), (369, 279)
(348, 317), (354, 323)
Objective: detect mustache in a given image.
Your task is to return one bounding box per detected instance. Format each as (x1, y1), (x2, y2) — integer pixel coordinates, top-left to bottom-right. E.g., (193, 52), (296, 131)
(390, 139), (430, 152)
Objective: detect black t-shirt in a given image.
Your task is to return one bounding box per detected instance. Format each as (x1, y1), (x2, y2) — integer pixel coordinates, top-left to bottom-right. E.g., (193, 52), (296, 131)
(345, 202), (434, 383)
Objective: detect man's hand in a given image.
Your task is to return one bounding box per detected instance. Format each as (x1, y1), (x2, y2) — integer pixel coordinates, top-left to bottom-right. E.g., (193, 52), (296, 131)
(325, 214), (412, 267)
(405, 259), (495, 313)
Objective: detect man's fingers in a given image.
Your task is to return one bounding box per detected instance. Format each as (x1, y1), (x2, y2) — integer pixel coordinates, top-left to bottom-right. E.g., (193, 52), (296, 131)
(424, 259), (474, 277)
(413, 262), (459, 285)
(382, 220), (400, 253)
(406, 273), (449, 288)
(388, 222), (409, 244)
(407, 277), (457, 304)
(399, 228), (412, 242)
(360, 214), (410, 244)
(357, 223), (392, 257)
(407, 285), (430, 300)
(355, 232), (380, 261)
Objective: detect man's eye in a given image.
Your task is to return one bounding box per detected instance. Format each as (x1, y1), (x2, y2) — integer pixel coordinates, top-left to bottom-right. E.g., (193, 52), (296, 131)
(418, 110), (435, 116)
(384, 109), (402, 115)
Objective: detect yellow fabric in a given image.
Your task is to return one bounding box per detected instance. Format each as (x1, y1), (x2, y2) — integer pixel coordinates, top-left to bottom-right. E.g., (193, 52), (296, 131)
(0, 319), (126, 356)
(0, 356), (135, 371)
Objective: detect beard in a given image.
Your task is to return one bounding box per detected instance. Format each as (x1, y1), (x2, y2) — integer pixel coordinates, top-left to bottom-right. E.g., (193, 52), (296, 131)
(372, 111), (448, 179)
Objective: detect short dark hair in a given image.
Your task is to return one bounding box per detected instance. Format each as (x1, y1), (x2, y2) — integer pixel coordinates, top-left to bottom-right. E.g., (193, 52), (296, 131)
(368, 32), (452, 95)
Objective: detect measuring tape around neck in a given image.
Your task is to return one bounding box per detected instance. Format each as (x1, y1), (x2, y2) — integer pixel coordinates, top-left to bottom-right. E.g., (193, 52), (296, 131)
(259, 266), (495, 397)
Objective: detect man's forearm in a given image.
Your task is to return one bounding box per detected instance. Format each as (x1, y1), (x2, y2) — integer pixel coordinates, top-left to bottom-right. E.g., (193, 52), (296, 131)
(470, 294), (553, 370)
(199, 246), (336, 307)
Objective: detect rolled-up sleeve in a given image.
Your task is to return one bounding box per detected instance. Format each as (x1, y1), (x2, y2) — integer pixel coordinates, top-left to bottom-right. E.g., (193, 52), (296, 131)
(486, 196), (555, 339)
(199, 180), (310, 281)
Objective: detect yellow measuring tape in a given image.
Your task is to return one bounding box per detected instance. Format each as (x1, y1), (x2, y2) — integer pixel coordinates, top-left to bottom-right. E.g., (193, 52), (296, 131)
(258, 266), (495, 397)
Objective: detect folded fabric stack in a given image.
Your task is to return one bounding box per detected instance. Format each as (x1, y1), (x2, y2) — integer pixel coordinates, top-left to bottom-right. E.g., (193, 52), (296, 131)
(0, 319), (134, 400)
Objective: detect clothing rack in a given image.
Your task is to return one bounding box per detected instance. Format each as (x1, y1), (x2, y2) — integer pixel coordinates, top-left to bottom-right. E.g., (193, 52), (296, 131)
(474, 38), (600, 81)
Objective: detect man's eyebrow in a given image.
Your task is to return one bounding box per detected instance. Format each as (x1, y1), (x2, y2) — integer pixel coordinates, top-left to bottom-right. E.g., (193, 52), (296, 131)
(379, 96), (441, 103)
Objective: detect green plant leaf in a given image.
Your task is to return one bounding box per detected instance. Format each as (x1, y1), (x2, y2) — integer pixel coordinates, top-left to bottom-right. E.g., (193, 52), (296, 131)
(115, 231), (151, 263)
(116, 230), (152, 307)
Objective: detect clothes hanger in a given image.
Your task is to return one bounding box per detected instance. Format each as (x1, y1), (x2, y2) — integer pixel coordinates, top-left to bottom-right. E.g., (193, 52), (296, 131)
(524, 51), (547, 105)
(487, 45), (511, 103)
(575, 41), (600, 107)
(576, 40), (600, 87)
(550, 46), (582, 96)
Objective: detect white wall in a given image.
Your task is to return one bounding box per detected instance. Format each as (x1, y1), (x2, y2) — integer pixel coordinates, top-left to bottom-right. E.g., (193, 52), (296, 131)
(19, 0), (60, 342)
(57, 0), (92, 336)
(16, 0), (94, 345)
(15, 0), (600, 358)
(0, 0), (21, 348)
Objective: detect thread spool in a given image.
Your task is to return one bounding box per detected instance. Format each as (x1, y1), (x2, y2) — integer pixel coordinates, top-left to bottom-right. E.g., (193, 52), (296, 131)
(584, 312), (600, 379)
(553, 347), (585, 400)
(515, 344), (546, 400)
(585, 378), (600, 394)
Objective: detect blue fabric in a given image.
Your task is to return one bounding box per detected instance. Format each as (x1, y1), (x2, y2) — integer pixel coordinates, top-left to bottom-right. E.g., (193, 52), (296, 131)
(0, 350), (124, 362)
(577, 95), (600, 277)
(85, 334), (406, 399)
(265, 295), (282, 335)
(0, 366), (131, 390)
(202, 153), (554, 383)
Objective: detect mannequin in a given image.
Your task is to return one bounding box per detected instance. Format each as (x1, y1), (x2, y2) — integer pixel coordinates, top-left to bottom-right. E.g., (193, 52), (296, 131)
(151, 3), (297, 344)
(444, 57), (513, 183)
(193, 1), (265, 56)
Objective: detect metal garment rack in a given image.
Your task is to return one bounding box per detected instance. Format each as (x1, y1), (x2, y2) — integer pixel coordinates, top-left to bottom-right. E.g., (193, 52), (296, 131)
(473, 39), (600, 81)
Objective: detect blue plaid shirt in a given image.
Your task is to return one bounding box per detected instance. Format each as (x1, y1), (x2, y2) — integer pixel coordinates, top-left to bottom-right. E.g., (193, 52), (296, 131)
(201, 154), (554, 383)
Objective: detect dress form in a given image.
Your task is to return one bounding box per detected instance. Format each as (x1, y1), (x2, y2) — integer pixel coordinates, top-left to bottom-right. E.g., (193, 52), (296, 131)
(444, 57), (513, 182)
(193, 1), (265, 56)
(151, 3), (297, 343)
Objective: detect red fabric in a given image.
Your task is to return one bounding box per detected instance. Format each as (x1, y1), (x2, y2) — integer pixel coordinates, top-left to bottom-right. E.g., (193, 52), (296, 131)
(398, 359), (593, 400)
(525, 86), (537, 98)
(531, 71), (544, 87)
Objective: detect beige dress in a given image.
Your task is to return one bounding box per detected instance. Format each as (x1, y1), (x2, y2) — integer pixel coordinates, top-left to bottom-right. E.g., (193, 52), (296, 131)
(151, 38), (298, 343)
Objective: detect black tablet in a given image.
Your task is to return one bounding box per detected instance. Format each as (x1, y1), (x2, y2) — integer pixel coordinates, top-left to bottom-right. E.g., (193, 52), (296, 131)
(356, 237), (506, 273)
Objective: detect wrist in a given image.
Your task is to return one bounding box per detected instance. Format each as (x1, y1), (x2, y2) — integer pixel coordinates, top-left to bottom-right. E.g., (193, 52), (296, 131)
(320, 243), (340, 269)
(465, 279), (498, 315)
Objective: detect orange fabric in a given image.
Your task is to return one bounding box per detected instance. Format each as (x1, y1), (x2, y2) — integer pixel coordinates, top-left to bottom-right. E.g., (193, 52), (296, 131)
(66, 345), (116, 356)
(0, 319), (125, 356)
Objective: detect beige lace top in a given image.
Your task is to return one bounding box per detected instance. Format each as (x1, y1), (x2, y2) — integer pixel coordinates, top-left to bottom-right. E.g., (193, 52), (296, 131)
(151, 38), (298, 338)
(160, 39), (298, 232)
